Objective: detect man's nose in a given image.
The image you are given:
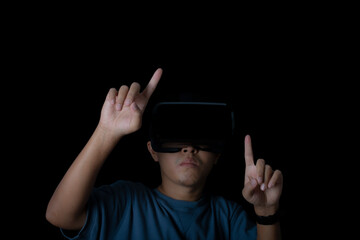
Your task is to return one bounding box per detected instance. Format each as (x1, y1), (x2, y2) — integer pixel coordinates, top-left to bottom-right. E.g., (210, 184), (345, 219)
(181, 145), (199, 154)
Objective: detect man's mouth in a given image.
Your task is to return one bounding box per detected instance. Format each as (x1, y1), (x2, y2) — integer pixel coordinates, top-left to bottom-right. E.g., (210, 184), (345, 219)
(179, 159), (199, 167)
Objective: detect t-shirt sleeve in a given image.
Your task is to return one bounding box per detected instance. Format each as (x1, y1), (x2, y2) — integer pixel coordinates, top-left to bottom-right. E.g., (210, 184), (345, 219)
(60, 180), (138, 240)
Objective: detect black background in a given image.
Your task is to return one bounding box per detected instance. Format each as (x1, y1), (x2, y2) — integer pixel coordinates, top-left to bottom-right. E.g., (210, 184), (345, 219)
(34, 48), (313, 239)
(5, 4), (354, 239)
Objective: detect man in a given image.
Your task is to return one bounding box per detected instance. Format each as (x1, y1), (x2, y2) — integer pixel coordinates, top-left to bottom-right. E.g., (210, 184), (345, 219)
(46, 68), (283, 239)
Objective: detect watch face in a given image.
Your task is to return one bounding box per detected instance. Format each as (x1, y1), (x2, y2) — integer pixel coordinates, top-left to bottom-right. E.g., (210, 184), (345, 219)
(149, 102), (234, 153)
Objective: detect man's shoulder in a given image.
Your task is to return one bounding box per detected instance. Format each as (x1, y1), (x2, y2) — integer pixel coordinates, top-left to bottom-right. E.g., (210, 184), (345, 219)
(209, 194), (245, 211)
(111, 179), (146, 187)
(93, 179), (150, 194)
(207, 194), (252, 222)
(109, 179), (150, 191)
(91, 180), (154, 204)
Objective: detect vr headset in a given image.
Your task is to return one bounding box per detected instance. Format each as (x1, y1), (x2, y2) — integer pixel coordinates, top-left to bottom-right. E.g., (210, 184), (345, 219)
(149, 102), (235, 153)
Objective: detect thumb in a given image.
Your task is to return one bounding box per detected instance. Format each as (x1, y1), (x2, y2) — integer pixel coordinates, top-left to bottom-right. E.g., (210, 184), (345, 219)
(242, 178), (258, 201)
(131, 102), (141, 113)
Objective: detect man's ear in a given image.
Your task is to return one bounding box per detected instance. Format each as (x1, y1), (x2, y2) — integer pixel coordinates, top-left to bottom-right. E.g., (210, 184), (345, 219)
(147, 141), (159, 162)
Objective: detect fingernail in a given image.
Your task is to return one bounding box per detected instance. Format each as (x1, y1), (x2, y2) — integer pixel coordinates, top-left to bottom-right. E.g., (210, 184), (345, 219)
(116, 103), (122, 110)
(260, 183), (266, 191)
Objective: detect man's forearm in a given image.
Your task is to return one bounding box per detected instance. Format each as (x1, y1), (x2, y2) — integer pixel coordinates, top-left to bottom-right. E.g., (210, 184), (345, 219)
(46, 125), (123, 229)
(257, 222), (281, 240)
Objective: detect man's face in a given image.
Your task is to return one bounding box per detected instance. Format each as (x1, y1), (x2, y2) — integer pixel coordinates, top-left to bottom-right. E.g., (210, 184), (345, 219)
(147, 141), (221, 188)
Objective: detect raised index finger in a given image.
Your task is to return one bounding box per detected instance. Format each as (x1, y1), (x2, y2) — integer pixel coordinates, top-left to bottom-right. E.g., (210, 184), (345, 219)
(244, 134), (255, 166)
(142, 68), (163, 99)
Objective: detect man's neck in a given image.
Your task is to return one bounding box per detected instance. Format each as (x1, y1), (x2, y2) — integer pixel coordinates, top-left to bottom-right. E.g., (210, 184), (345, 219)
(157, 182), (205, 202)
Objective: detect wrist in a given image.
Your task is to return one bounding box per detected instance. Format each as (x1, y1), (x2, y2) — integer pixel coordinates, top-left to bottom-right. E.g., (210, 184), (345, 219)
(255, 209), (280, 225)
(96, 124), (124, 141)
(254, 204), (279, 216)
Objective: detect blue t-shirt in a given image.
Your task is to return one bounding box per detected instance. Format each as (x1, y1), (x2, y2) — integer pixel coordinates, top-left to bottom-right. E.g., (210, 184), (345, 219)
(61, 180), (256, 240)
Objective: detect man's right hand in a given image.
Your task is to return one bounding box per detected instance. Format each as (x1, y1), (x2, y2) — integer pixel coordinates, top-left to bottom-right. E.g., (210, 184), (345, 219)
(98, 68), (163, 137)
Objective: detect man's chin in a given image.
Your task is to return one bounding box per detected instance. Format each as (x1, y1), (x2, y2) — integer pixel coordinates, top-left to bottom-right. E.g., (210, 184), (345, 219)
(178, 174), (204, 188)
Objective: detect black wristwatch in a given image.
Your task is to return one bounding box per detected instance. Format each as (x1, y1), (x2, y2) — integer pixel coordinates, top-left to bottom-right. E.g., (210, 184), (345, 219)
(255, 210), (280, 225)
